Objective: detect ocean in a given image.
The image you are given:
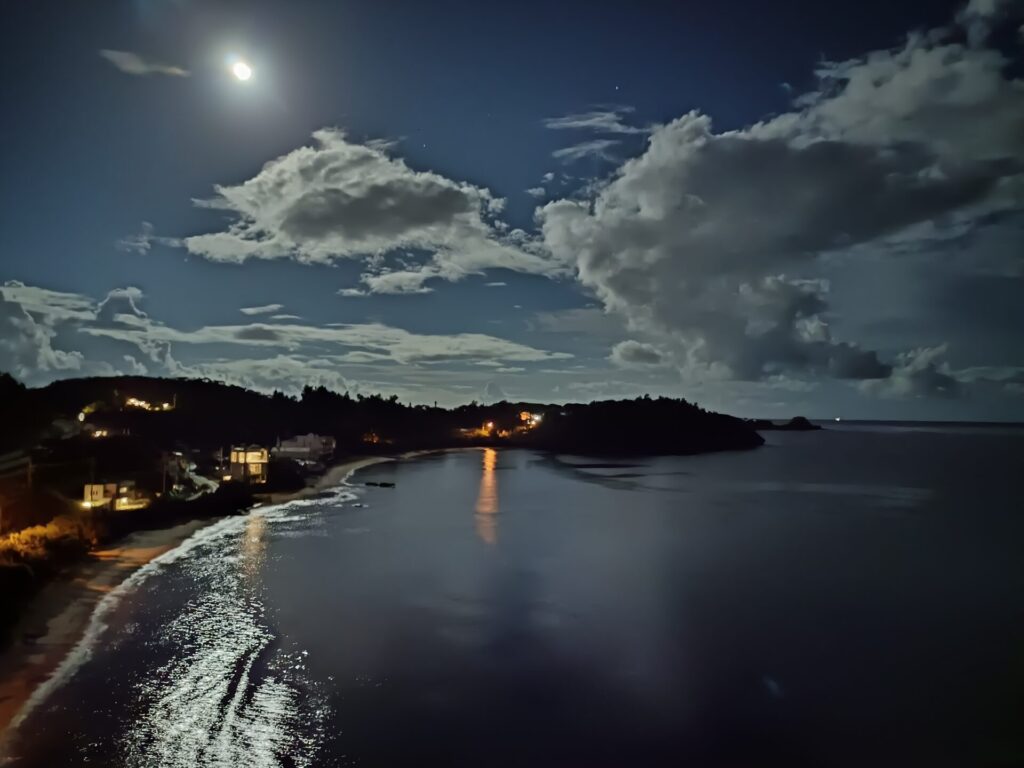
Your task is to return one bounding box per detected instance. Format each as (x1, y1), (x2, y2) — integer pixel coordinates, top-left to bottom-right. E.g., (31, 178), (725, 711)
(6, 425), (1024, 767)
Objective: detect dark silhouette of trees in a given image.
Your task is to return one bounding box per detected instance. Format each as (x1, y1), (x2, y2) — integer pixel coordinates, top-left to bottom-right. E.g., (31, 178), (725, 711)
(0, 374), (764, 457)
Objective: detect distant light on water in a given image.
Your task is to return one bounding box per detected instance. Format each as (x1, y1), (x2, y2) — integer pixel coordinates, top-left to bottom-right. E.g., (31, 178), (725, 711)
(474, 448), (499, 545)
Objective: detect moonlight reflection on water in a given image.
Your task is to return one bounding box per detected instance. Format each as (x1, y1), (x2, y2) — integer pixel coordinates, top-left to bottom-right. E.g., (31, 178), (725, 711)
(7, 430), (1024, 767)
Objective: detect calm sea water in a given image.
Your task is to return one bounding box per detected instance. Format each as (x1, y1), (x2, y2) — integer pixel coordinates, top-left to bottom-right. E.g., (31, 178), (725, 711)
(7, 426), (1024, 767)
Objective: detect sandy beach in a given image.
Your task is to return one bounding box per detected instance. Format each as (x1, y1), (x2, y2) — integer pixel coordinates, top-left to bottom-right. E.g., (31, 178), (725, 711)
(256, 454), (393, 506)
(0, 455), (389, 748)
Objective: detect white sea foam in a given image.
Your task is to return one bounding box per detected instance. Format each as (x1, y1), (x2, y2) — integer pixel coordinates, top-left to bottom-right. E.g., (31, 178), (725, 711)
(8, 477), (367, 748)
(121, 523), (322, 767)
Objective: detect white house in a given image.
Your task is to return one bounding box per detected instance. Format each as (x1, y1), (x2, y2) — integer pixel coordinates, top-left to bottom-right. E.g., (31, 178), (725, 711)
(273, 433), (336, 461)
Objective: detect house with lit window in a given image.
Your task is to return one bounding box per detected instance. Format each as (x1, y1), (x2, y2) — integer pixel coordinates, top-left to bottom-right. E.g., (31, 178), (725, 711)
(82, 480), (151, 511)
(227, 445), (269, 484)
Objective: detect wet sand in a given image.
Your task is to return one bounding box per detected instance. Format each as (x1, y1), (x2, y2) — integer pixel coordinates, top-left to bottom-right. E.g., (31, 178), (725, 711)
(0, 455), (390, 751)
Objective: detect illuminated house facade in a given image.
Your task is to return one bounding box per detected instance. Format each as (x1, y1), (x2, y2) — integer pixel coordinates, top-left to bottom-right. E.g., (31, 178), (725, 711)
(227, 446), (269, 484)
(82, 481), (150, 511)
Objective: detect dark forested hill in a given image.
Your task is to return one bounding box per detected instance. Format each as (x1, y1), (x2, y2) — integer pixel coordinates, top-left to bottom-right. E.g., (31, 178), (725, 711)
(0, 374), (763, 456)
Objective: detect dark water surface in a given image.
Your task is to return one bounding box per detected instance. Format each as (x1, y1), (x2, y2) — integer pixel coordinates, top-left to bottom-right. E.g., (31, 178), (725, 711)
(7, 426), (1024, 767)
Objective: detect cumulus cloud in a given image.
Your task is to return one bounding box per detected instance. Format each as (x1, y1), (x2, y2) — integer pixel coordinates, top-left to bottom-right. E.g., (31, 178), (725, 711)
(962, 0), (1016, 16)
(525, 186), (547, 198)
(861, 345), (961, 399)
(183, 129), (565, 291)
(0, 283), (170, 382)
(122, 355), (149, 375)
(0, 292), (83, 381)
(240, 304), (285, 316)
(781, 33), (1024, 170)
(552, 139), (620, 163)
(539, 9), (1024, 397)
(99, 49), (189, 77)
(609, 340), (667, 367)
(957, 0), (1022, 43)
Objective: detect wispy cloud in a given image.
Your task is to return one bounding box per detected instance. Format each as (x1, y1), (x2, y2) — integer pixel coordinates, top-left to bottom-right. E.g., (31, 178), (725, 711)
(543, 107), (649, 135)
(240, 304), (285, 316)
(117, 222), (183, 254)
(1, 280), (579, 399)
(552, 139), (619, 163)
(99, 49), (189, 77)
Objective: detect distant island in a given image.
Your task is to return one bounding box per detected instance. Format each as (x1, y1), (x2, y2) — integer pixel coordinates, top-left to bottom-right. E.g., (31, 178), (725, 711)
(0, 372), (775, 641)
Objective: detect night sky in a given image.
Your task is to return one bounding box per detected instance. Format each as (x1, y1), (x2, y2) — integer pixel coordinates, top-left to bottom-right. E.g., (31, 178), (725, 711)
(2, 0), (1022, 419)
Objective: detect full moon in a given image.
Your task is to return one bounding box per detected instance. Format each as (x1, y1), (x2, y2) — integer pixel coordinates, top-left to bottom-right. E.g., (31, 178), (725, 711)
(232, 61), (252, 81)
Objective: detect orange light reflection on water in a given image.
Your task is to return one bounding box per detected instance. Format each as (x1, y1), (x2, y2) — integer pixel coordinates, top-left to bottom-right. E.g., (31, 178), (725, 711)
(474, 448), (499, 545)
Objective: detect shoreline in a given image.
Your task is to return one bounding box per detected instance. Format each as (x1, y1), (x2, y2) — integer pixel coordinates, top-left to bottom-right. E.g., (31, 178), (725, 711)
(256, 454), (394, 506)
(0, 454), (391, 748)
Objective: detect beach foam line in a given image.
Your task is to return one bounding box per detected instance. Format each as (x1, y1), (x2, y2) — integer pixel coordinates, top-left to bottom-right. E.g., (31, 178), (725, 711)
(5, 460), (385, 734)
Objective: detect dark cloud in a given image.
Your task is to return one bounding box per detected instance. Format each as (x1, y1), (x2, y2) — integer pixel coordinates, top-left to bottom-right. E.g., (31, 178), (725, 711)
(610, 340), (666, 367)
(280, 182), (474, 242)
(826, 344), (891, 380)
(483, 380), (507, 401)
(233, 325), (284, 342)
